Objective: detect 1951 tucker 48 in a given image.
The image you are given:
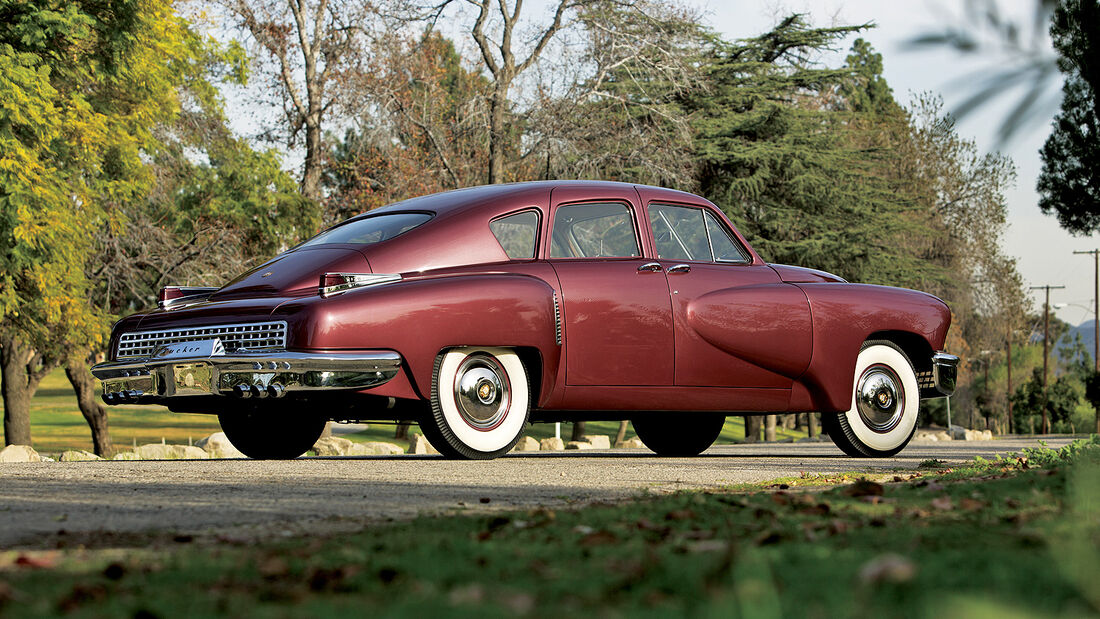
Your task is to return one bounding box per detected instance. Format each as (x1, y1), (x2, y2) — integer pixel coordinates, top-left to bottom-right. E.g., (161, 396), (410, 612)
(92, 181), (958, 460)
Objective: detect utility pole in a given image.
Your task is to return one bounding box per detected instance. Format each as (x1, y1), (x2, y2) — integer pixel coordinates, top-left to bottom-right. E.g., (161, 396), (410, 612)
(1073, 249), (1100, 434)
(1006, 330), (1014, 434)
(1030, 285), (1065, 434)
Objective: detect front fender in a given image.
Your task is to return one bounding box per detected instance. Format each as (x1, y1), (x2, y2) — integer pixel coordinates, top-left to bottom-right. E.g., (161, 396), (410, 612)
(274, 273), (561, 404)
(793, 283), (951, 412)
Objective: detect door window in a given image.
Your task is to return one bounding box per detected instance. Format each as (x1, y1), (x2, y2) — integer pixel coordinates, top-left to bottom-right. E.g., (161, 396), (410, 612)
(550, 202), (640, 258)
(649, 203), (751, 263)
(703, 210), (751, 263)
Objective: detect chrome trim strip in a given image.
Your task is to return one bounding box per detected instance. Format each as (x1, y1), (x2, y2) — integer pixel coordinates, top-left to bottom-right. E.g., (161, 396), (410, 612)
(160, 287), (219, 310)
(92, 350), (402, 402)
(115, 321), (288, 359)
(319, 273), (402, 297)
(931, 352), (959, 397)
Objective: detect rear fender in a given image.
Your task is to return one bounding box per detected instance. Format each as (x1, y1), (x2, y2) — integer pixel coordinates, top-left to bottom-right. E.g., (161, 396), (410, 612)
(275, 274), (561, 404)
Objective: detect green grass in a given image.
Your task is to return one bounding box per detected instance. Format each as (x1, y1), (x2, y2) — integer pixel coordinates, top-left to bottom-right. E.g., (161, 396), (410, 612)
(0, 369), (221, 456)
(1, 439), (1096, 617)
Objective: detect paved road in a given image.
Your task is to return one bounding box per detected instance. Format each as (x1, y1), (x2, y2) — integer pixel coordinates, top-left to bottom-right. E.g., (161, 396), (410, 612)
(0, 438), (1071, 549)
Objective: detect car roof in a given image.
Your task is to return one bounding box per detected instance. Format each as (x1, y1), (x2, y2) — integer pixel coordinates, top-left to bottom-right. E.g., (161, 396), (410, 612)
(352, 180), (711, 221)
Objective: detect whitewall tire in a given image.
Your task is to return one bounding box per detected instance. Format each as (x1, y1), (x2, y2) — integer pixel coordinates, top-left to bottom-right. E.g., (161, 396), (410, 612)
(427, 347), (530, 459)
(829, 341), (919, 458)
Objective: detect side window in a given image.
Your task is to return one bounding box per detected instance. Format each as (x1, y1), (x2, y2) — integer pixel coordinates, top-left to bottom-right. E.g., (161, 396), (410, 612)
(489, 210), (539, 260)
(648, 204), (712, 261)
(704, 210), (752, 263)
(550, 202), (640, 258)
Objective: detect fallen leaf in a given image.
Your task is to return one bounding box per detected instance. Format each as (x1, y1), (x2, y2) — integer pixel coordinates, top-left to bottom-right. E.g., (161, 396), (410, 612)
(798, 503), (831, 516)
(754, 529), (784, 545)
(930, 496), (954, 511)
(258, 557), (289, 579)
(858, 554), (917, 585)
(665, 509), (696, 521)
(14, 553), (57, 569)
(771, 492), (792, 506)
(959, 498), (986, 511)
(479, 497), (491, 504)
(842, 480), (885, 497)
(579, 530), (618, 547)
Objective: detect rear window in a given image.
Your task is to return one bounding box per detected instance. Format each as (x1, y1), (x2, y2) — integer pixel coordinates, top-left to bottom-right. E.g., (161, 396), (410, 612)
(300, 213), (432, 247)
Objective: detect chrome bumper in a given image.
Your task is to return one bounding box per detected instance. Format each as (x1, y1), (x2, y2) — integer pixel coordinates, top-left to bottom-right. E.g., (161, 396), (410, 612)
(91, 350), (402, 404)
(931, 352), (959, 397)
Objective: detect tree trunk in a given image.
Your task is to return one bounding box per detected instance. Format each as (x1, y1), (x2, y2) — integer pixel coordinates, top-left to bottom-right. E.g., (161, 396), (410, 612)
(764, 414), (777, 442)
(571, 420), (586, 441)
(487, 88), (508, 184)
(743, 416), (761, 443)
(394, 422), (410, 440)
(614, 420), (628, 446)
(808, 412), (817, 438)
(302, 117), (323, 201)
(65, 356), (112, 456)
(1, 334), (42, 446)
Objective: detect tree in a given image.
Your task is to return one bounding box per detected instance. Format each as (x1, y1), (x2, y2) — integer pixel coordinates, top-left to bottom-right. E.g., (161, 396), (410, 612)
(214, 0), (377, 201)
(1011, 367), (1079, 433)
(0, 0), (203, 450)
(1037, 0), (1100, 234)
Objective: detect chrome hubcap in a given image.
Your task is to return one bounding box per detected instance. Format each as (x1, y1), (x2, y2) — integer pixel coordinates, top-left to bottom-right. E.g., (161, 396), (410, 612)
(856, 365), (904, 433)
(454, 355), (510, 430)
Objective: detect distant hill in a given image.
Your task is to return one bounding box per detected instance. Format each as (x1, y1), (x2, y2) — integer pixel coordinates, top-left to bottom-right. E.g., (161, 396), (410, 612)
(1058, 320), (1097, 363)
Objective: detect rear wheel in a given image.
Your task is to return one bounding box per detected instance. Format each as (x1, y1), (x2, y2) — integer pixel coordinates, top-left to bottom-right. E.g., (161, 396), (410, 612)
(826, 340), (920, 458)
(632, 413), (726, 456)
(425, 347), (531, 460)
(217, 402), (327, 460)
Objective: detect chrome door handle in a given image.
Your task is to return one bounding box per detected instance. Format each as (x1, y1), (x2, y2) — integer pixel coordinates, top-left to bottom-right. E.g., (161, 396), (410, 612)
(637, 262), (663, 272)
(667, 264), (691, 273)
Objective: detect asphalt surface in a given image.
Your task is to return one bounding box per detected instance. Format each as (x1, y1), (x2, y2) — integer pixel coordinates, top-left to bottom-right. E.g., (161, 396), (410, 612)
(0, 437), (1072, 549)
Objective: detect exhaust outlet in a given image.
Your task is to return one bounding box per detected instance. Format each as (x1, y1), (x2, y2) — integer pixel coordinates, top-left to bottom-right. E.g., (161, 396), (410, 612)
(234, 384), (252, 399)
(267, 384), (285, 399)
(250, 385), (268, 398)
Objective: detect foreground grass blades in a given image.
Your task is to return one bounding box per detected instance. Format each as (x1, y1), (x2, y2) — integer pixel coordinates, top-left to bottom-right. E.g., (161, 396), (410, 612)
(1, 438), (1097, 618)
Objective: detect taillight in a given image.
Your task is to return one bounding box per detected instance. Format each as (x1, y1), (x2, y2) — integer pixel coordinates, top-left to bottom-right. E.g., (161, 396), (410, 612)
(319, 273), (402, 297)
(157, 286), (218, 309)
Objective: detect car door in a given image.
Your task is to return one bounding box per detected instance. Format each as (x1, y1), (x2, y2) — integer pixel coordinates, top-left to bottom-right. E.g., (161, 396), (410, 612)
(547, 187), (675, 386)
(644, 201), (813, 388)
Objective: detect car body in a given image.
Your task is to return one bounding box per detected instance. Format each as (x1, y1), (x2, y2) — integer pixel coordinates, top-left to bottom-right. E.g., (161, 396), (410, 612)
(92, 180), (958, 459)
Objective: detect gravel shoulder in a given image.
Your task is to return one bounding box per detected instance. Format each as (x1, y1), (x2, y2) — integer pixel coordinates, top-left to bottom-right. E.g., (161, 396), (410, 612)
(0, 438), (1071, 549)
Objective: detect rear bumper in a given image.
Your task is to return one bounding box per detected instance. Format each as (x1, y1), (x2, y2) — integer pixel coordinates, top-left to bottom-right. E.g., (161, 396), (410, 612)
(91, 350), (402, 404)
(931, 352), (959, 397)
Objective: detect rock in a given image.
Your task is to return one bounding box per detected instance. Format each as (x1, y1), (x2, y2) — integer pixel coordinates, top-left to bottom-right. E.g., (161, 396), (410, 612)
(512, 436), (540, 452)
(565, 440), (593, 450)
(616, 436), (646, 449)
(134, 444), (209, 460)
(539, 437), (565, 451)
(195, 432), (246, 459)
(0, 445), (41, 462)
(914, 430), (952, 443)
(964, 429), (993, 441)
(581, 435), (611, 450)
(348, 441), (404, 456)
(59, 450), (102, 462)
(409, 433), (439, 455)
(948, 425), (967, 441)
(312, 436), (354, 456)
(113, 451), (140, 460)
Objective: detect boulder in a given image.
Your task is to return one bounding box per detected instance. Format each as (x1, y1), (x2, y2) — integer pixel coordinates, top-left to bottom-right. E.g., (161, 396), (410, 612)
(409, 433), (439, 455)
(581, 435), (611, 450)
(195, 432), (246, 459)
(0, 445), (40, 462)
(948, 425), (967, 441)
(512, 436), (540, 452)
(539, 437), (565, 451)
(565, 440), (593, 450)
(312, 436), (354, 456)
(914, 430), (952, 443)
(113, 451), (140, 460)
(134, 444), (209, 460)
(59, 450), (102, 462)
(964, 429), (993, 441)
(615, 436), (646, 449)
(348, 441), (404, 456)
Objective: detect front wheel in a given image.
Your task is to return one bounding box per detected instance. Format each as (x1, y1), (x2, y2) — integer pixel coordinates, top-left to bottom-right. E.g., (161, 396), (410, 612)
(826, 341), (919, 458)
(217, 403), (328, 460)
(425, 347), (531, 460)
(632, 413), (726, 456)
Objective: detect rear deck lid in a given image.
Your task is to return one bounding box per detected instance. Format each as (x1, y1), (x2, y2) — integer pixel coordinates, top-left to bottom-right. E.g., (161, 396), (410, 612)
(209, 247), (371, 300)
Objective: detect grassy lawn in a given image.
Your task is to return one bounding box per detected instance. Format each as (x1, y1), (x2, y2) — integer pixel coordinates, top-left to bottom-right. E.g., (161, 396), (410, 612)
(0, 369), (222, 456)
(4, 368), (808, 455)
(1, 439), (1096, 617)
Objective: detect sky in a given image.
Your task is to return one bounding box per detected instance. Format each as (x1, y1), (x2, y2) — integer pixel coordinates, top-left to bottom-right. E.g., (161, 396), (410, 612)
(685, 0), (1098, 327)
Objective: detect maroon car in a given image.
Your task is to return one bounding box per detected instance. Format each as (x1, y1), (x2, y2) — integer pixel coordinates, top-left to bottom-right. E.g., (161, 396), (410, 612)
(92, 181), (958, 460)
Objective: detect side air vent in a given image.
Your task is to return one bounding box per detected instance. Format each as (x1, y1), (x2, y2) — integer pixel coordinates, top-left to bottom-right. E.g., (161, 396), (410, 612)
(553, 292), (562, 346)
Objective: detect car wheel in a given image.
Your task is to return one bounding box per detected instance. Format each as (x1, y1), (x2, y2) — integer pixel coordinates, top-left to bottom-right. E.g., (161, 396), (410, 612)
(632, 413), (726, 456)
(828, 340), (919, 458)
(427, 347), (531, 460)
(217, 403), (328, 460)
